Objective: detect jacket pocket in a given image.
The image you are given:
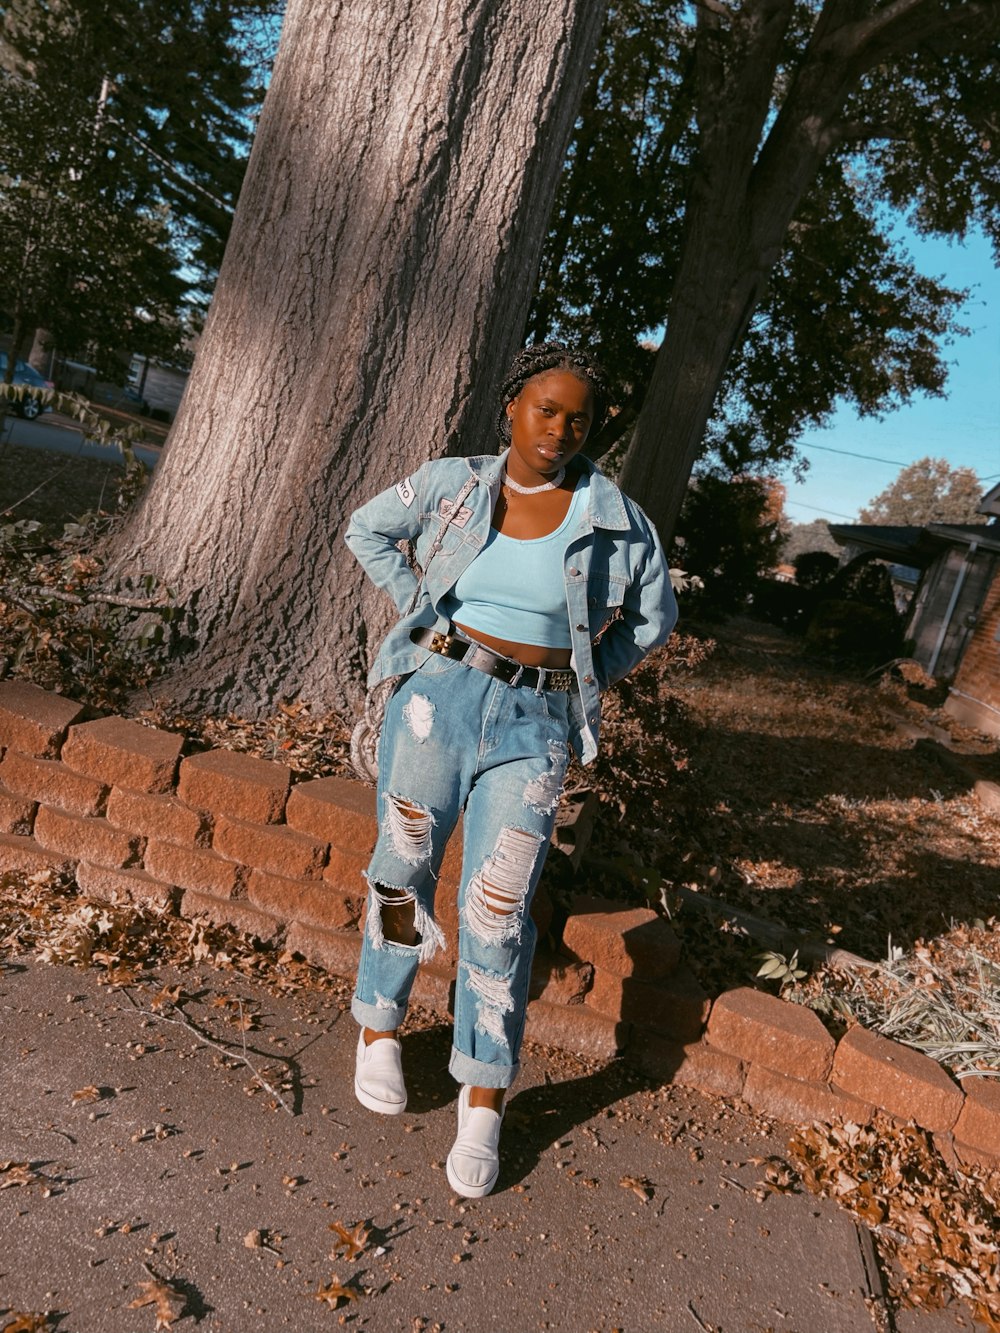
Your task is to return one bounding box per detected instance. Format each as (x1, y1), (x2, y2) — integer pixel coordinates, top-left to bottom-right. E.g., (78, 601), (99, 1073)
(586, 572), (628, 638)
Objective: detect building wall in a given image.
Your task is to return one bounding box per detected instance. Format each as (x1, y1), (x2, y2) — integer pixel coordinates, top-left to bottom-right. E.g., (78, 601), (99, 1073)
(907, 547), (998, 679)
(945, 565), (1000, 738)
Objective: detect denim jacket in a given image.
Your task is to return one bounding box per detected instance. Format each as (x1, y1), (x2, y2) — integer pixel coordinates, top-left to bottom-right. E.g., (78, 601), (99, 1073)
(344, 450), (677, 764)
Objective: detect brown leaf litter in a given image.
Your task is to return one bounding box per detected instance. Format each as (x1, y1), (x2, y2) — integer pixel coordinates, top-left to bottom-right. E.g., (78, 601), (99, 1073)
(789, 1114), (1000, 1329)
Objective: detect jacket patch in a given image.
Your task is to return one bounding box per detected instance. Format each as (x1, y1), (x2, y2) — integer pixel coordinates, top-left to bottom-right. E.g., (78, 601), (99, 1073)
(438, 498), (473, 528)
(395, 477), (416, 508)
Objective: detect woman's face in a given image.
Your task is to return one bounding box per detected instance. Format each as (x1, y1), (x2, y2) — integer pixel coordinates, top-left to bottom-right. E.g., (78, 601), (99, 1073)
(505, 370), (595, 482)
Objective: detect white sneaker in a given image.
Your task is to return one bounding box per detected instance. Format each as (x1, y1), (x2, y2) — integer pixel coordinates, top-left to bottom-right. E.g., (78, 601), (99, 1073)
(446, 1085), (504, 1198)
(354, 1031), (407, 1115)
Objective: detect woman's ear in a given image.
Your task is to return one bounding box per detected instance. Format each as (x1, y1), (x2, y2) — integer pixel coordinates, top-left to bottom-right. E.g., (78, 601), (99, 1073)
(506, 399), (516, 418)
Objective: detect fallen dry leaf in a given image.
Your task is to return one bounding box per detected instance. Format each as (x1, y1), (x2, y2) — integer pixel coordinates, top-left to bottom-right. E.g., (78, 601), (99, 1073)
(71, 1085), (101, 1105)
(619, 1175), (654, 1202)
(149, 984), (182, 1011)
(329, 1220), (369, 1261)
(2, 1314), (51, 1333)
(127, 1275), (186, 1330)
(314, 1276), (358, 1309)
(0, 1162), (39, 1190)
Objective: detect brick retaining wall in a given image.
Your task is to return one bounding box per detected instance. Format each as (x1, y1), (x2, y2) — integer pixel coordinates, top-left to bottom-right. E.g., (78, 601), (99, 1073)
(1, 679), (997, 1165)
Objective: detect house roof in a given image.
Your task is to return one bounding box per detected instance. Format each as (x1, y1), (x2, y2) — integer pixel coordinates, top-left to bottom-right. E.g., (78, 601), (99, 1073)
(925, 521), (1000, 554)
(829, 520), (1000, 563)
(827, 525), (928, 564)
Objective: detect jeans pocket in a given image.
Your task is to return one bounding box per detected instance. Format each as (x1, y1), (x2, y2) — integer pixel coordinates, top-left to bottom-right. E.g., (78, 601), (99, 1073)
(416, 651), (466, 678)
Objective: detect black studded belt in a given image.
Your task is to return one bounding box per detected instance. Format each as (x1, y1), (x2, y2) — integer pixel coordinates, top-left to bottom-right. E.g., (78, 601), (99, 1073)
(410, 627), (576, 692)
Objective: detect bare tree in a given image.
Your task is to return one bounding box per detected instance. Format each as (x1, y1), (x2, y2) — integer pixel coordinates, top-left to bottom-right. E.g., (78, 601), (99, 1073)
(106, 0), (607, 715)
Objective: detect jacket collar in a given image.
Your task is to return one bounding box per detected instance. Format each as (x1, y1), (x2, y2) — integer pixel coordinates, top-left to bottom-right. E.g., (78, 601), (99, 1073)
(463, 449), (630, 531)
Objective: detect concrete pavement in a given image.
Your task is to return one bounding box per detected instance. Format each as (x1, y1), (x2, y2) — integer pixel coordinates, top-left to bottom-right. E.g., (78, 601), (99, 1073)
(0, 954), (983, 1333)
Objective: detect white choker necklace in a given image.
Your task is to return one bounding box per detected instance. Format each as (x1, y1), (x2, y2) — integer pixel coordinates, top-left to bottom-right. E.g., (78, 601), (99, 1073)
(502, 465), (566, 495)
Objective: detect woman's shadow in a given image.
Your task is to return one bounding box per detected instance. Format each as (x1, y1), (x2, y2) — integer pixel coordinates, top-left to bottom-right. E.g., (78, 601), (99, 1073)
(398, 1020), (654, 1192)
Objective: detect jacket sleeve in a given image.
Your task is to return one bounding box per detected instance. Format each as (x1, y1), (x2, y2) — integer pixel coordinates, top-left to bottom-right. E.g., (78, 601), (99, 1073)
(591, 509), (678, 690)
(344, 464), (430, 615)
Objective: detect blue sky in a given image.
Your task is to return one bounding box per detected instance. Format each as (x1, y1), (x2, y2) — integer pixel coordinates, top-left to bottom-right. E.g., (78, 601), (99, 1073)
(782, 226), (1000, 525)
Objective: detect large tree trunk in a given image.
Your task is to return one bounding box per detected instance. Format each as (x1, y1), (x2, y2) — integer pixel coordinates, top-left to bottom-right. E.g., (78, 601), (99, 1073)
(618, 0), (1000, 540)
(106, 0), (607, 717)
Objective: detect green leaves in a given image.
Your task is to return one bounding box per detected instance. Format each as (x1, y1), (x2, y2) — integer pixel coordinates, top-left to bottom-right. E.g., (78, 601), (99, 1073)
(755, 949), (807, 991)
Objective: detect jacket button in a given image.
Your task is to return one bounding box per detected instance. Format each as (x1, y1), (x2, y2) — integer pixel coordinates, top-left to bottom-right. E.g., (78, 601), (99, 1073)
(584, 674), (594, 685)
(576, 623), (586, 632)
(568, 567), (580, 577)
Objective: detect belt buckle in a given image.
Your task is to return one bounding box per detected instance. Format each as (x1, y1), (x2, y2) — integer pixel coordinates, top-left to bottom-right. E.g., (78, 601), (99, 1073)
(429, 630), (454, 655)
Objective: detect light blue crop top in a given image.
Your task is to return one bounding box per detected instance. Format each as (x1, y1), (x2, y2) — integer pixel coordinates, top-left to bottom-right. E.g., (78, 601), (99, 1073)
(441, 475), (587, 649)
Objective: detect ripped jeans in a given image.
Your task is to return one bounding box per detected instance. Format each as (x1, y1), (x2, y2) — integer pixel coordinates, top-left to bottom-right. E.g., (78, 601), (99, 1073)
(351, 650), (572, 1089)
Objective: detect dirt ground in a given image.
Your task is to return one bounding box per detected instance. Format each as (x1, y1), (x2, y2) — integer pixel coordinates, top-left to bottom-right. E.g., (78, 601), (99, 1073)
(585, 615), (1000, 1001)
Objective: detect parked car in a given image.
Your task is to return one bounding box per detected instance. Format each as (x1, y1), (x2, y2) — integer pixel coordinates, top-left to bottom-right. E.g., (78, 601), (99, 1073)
(0, 353), (54, 420)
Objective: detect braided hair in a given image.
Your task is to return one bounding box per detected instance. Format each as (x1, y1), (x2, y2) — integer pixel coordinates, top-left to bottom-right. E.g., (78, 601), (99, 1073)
(495, 343), (610, 446)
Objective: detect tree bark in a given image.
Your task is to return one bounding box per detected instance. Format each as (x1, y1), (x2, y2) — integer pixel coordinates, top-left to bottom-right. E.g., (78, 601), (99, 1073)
(104, 0), (607, 717)
(618, 0), (1000, 540)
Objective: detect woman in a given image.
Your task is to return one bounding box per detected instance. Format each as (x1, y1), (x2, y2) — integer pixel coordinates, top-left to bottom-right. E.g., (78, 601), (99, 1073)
(344, 343), (677, 1198)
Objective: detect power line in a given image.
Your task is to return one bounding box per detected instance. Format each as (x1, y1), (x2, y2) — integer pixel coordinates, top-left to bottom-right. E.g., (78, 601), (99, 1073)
(801, 440), (990, 474)
(785, 500), (859, 521)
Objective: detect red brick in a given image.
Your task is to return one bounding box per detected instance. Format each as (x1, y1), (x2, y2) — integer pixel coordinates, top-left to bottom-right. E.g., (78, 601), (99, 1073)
(214, 815), (327, 879)
(0, 750), (108, 817)
(410, 964), (454, 1016)
(588, 963), (710, 1042)
(144, 839), (243, 898)
(954, 1139), (1000, 1173)
(0, 833), (73, 877)
(322, 844), (370, 890)
(76, 861), (176, 910)
(953, 1080), (1000, 1156)
(180, 888), (282, 941)
(106, 787), (211, 847)
(438, 825), (464, 891)
(706, 988), (835, 1082)
(0, 783), (36, 834)
(285, 776), (376, 848)
(742, 1064), (873, 1127)
(562, 894), (681, 980)
(177, 749), (290, 824)
(247, 868), (364, 931)
(832, 1025), (963, 1134)
(974, 779), (1000, 816)
(0, 681), (85, 757)
(524, 999), (624, 1062)
(285, 920), (362, 980)
(34, 806), (143, 869)
(529, 952), (592, 1005)
(61, 717), (182, 793)
(627, 1035), (746, 1100)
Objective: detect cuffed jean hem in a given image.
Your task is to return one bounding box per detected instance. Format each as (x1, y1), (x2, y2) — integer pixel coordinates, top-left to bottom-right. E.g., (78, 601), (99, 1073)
(449, 1046), (520, 1090)
(352, 996), (409, 1032)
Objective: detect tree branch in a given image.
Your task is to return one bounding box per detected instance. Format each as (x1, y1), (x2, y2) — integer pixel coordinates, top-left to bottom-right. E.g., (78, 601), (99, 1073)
(828, 0), (1000, 68)
(830, 119), (906, 146)
(0, 583), (167, 610)
(691, 0), (736, 21)
(120, 987), (295, 1115)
